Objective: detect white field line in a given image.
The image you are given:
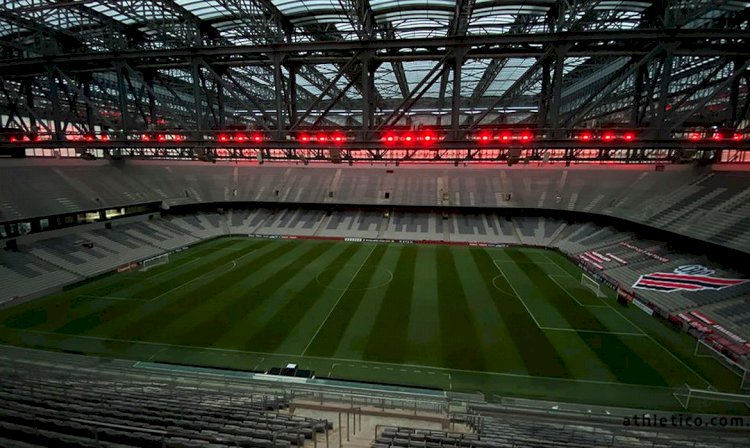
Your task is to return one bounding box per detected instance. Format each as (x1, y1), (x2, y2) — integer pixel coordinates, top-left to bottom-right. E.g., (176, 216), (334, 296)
(543, 253), (714, 389)
(2, 331), (674, 390)
(301, 244), (378, 356)
(546, 275), (610, 309)
(492, 261), (543, 329)
(83, 250), (255, 303)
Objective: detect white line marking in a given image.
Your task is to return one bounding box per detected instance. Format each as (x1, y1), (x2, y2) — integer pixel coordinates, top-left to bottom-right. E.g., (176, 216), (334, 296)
(547, 275), (610, 309)
(78, 295), (149, 302)
(492, 261), (542, 329)
(1, 330), (673, 390)
(543, 253), (714, 389)
(301, 244), (378, 356)
(541, 327), (646, 337)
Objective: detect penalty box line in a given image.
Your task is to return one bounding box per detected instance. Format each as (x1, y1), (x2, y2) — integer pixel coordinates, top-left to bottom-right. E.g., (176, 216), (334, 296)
(546, 275), (612, 309)
(540, 250), (715, 389)
(3, 330), (672, 390)
(492, 260), (645, 337)
(79, 250), (257, 304)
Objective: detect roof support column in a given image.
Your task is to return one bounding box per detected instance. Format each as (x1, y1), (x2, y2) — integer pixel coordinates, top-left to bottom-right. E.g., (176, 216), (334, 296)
(451, 50), (465, 140)
(361, 51), (374, 141)
(82, 74), (94, 134)
(537, 57), (551, 129)
(191, 59), (203, 133)
(273, 54), (285, 139)
(653, 48), (674, 138)
(23, 79), (36, 133)
(288, 63), (298, 127)
(549, 45), (568, 138)
(116, 64), (130, 136)
(49, 68), (64, 141)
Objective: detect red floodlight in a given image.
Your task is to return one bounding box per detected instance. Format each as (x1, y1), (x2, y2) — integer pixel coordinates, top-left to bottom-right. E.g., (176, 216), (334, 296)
(298, 133), (311, 144)
(421, 130), (437, 145)
(711, 132), (723, 141)
(477, 131), (493, 144)
(623, 132), (635, 141)
(100, 134), (110, 142)
(602, 131), (615, 142)
(688, 132), (702, 141)
(141, 134), (151, 142)
(9, 136), (17, 142)
(315, 132), (328, 143)
(499, 131), (512, 143)
(251, 132), (264, 143)
(157, 134), (166, 142)
(383, 132), (397, 145)
(733, 133), (744, 141)
(577, 132), (592, 141)
(84, 134), (95, 142)
(235, 133), (247, 142)
(331, 132), (346, 144)
(519, 131), (533, 142)
(402, 133), (414, 143)
(218, 134), (229, 143)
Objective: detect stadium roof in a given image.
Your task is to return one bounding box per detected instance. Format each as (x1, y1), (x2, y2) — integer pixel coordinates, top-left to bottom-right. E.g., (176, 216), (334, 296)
(0, 1), (748, 132)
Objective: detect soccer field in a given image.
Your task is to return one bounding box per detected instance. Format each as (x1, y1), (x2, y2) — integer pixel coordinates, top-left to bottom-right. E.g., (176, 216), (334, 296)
(0, 237), (744, 412)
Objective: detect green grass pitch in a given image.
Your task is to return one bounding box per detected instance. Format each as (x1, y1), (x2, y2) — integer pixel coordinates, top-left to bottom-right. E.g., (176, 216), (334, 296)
(0, 237), (745, 412)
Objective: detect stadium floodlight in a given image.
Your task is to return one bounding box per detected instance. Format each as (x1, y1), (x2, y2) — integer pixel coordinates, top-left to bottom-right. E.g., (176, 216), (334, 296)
(402, 133), (414, 143)
(733, 133), (744, 141)
(477, 131), (493, 144)
(421, 130), (437, 145)
(382, 132), (398, 145)
(84, 133), (96, 142)
(332, 132), (346, 144)
(711, 132), (723, 141)
(499, 131), (512, 143)
(298, 133), (311, 143)
(157, 134), (166, 142)
(688, 132), (702, 141)
(316, 132), (328, 143)
(218, 134), (229, 142)
(623, 132), (635, 141)
(141, 134), (151, 142)
(577, 132), (592, 141)
(519, 131), (533, 142)
(251, 132), (264, 143)
(602, 131), (615, 142)
(235, 133), (247, 142)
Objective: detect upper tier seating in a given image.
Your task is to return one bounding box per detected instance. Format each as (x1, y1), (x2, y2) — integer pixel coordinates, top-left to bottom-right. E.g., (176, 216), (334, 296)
(1, 160), (748, 254)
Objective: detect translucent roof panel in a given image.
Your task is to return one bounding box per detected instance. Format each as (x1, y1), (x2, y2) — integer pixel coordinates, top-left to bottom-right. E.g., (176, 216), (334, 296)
(175, 0), (238, 20)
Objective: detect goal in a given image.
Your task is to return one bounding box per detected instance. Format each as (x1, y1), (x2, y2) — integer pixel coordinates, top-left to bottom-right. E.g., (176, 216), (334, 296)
(581, 273), (605, 297)
(673, 384), (750, 411)
(694, 338), (750, 390)
(141, 253), (169, 271)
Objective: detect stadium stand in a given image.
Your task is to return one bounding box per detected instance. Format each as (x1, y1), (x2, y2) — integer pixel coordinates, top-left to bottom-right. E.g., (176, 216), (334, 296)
(1, 161), (749, 254)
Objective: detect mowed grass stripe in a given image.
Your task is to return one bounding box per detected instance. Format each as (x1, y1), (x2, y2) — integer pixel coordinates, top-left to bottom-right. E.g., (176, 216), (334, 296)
(470, 248), (571, 378)
(98, 240), (293, 341)
(435, 247), (485, 371)
(160, 241), (338, 347)
(507, 249), (669, 386)
(304, 245), (389, 357)
(362, 245), (417, 364)
(243, 243), (365, 352)
(4, 240), (267, 333)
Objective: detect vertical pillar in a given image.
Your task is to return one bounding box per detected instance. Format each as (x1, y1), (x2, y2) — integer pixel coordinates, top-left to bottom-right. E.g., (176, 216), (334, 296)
(144, 70), (157, 128)
(537, 57), (551, 130)
(191, 60), (203, 133)
(82, 75), (94, 134)
(361, 52), (374, 141)
(631, 65), (646, 127)
(729, 60), (741, 127)
(654, 51), (673, 138)
(288, 64), (298, 126)
(451, 52), (464, 140)
(49, 69), (64, 140)
(549, 46), (566, 138)
(116, 64), (130, 136)
(273, 55), (285, 139)
(23, 79), (36, 133)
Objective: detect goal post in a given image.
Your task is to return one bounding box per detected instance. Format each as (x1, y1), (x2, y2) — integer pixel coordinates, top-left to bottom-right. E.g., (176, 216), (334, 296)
(694, 338), (750, 390)
(581, 273), (605, 297)
(673, 384), (750, 411)
(141, 253), (169, 271)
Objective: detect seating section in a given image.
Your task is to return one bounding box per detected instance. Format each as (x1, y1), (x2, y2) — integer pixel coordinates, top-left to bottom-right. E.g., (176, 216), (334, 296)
(455, 412), (745, 448)
(0, 354), (332, 448)
(1, 160), (749, 254)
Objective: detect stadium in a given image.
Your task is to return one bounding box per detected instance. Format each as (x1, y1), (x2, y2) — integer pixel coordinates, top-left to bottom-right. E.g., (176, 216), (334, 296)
(0, 0), (750, 447)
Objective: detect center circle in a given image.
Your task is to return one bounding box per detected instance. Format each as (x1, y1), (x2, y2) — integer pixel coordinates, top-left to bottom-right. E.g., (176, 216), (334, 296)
(316, 264), (393, 291)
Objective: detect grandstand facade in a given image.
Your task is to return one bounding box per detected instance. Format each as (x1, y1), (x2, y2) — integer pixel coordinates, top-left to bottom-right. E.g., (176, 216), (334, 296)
(1, 1), (749, 447)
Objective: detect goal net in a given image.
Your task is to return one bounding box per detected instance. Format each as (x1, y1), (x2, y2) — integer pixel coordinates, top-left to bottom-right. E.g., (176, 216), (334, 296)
(141, 253), (169, 271)
(581, 273), (605, 297)
(673, 384), (750, 411)
(694, 339), (750, 390)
